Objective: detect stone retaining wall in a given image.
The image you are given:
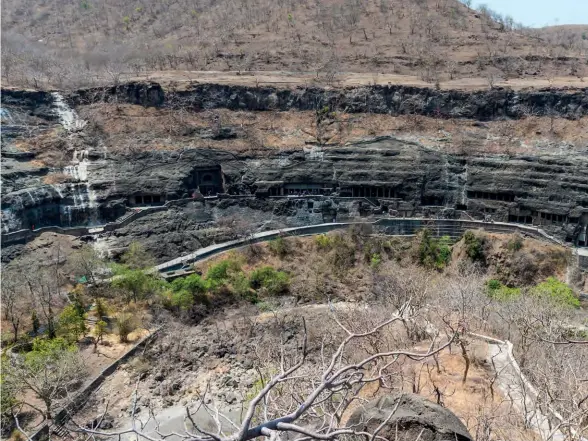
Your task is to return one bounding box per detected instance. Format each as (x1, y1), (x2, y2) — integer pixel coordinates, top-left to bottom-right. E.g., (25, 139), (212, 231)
(1, 206), (169, 246)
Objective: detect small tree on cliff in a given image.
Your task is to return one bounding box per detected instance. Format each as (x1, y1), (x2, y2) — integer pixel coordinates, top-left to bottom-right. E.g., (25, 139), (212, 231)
(70, 244), (107, 287)
(112, 267), (160, 303)
(1, 269), (28, 343)
(120, 242), (155, 270)
(4, 338), (86, 421)
(112, 242), (160, 302)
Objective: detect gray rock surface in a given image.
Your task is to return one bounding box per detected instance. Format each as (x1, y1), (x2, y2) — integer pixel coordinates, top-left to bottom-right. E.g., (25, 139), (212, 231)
(2, 85), (588, 261)
(67, 82), (588, 120)
(347, 394), (472, 441)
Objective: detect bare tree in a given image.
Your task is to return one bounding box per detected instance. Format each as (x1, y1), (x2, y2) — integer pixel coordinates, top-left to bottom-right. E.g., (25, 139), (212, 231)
(5, 339), (86, 421)
(1, 269), (28, 343)
(18, 249), (68, 339)
(70, 243), (108, 287)
(63, 305), (455, 440)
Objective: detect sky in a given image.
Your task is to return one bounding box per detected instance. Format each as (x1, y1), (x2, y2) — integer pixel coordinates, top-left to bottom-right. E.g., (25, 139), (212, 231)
(475, 0), (588, 27)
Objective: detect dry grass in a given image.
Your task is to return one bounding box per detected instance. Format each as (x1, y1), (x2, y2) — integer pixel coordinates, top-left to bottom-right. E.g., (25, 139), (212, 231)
(410, 342), (540, 441)
(452, 231), (571, 286)
(42, 173), (72, 185)
(76, 103), (588, 156)
(3, 0), (587, 89)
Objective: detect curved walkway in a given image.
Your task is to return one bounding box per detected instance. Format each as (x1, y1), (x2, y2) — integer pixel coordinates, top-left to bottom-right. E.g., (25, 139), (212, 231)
(155, 218), (568, 274)
(472, 333), (586, 441)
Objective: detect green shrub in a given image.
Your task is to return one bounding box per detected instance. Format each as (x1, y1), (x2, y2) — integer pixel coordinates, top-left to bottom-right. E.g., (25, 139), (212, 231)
(328, 235), (356, 272)
(417, 229), (452, 270)
(93, 320), (107, 345)
(315, 234), (333, 250)
(507, 234), (524, 252)
(256, 302), (273, 312)
(532, 277), (579, 308)
(58, 304), (87, 343)
(249, 266), (290, 296)
(370, 253), (382, 270)
(486, 279), (521, 300)
(112, 266), (161, 303)
(95, 298), (109, 320)
(69, 284), (86, 317)
(437, 236), (452, 266)
(205, 258), (242, 290)
(115, 312), (137, 343)
(463, 231), (485, 261)
(120, 242), (155, 270)
(268, 237), (290, 258)
(231, 272), (257, 302)
(172, 273), (208, 304)
(170, 290), (195, 310)
(487, 279), (502, 291)
(24, 338), (77, 370)
(362, 237), (389, 262)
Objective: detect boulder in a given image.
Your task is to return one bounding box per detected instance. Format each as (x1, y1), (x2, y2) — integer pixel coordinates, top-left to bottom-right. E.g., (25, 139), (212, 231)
(347, 394), (472, 441)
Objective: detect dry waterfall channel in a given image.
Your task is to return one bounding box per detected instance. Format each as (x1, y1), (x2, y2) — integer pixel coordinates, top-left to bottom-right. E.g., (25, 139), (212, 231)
(52, 93), (99, 226)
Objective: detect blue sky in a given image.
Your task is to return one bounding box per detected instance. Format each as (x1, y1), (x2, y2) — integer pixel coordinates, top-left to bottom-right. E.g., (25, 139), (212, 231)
(476, 0), (588, 27)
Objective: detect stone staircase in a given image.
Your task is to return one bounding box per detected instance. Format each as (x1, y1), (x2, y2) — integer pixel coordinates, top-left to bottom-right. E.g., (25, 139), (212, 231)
(48, 420), (73, 439)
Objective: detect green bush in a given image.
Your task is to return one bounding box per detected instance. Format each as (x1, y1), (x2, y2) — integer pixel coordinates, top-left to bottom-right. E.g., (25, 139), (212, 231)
(95, 298), (109, 320)
(370, 253), (382, 270)
(205, 258), (242, 290)
(268, 237), (290, 258)
(170, 290), (195, 310)
(362, 237), (389, 263)
(507, 234), (524, 252)
(115, 312), (137, 343)
(463, 231), (485, 261)
(231, 272), (257, 302)
(486, 279), (521, 300)
(328, 235), (356, 272)
(120, 242), (155, 270)
(417, 229), (452, 270)
(256, 301), (273, 312)
(532, 277), (579, 308)
(172, 273), (208, 304)
(93, 320), (107, 345)
(58, 304), (87, 343)
(487, 279), (502, 291)
(437, 236), (452, 265)
(249, 266), (290, 296)
(112, 266), (161, 303)
(315, 234), (333, 250)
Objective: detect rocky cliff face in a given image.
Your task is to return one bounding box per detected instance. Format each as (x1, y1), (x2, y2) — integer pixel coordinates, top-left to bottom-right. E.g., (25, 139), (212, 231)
(68, 82), (588, 120)
(2, 83), (587, 262)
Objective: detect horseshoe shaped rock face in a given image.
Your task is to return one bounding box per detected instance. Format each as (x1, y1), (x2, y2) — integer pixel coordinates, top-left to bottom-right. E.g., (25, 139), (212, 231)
(347, 393), (473, 441)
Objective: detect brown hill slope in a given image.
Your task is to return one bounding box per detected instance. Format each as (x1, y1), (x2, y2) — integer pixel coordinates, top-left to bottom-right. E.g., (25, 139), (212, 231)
(2, 0), (587, 89)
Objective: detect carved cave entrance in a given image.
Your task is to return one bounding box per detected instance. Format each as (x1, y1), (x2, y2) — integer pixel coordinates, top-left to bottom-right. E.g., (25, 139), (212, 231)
(188, 166), (223, 196)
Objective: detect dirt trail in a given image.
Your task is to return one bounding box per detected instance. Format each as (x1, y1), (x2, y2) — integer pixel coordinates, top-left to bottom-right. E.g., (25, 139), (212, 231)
(127, 70), (588, 91)
(486, 340), (582, 441)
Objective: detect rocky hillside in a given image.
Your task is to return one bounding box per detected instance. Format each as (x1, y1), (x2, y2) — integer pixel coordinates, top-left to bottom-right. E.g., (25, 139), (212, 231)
(2, 0), (587, 88)
(2, 83), (588, 263)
